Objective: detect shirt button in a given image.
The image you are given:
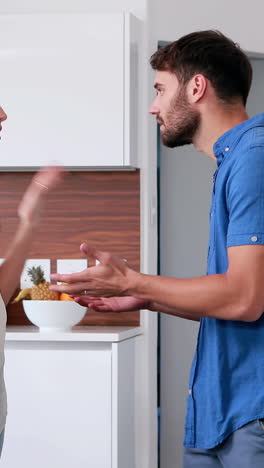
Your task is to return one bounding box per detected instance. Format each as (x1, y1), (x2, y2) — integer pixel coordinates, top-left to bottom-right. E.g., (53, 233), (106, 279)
(225, 146), (230, 152)
(188, 389), (192, 395)
(251, 236), (258, 242)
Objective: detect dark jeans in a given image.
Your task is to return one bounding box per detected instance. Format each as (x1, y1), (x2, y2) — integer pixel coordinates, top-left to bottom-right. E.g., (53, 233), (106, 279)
(184, 420), (264, 467)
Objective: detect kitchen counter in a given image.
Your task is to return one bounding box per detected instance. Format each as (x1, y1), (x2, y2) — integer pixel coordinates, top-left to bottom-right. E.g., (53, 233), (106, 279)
(2, 325), (142, 468)
(6, 325), (142, 342)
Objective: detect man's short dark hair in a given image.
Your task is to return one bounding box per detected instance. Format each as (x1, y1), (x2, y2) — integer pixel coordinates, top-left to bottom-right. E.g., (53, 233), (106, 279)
(150, 30), (252, 106)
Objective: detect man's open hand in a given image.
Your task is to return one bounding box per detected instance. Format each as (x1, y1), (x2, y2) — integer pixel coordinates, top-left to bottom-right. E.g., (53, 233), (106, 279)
(50, 243), (139, 298)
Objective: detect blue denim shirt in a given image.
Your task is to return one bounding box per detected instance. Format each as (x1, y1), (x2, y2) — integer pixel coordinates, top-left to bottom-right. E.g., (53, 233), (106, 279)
(184, 113), (264, 449)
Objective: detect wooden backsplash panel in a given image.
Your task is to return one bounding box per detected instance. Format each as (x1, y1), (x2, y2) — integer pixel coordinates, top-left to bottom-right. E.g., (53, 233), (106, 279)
(0, 171), (140, 326)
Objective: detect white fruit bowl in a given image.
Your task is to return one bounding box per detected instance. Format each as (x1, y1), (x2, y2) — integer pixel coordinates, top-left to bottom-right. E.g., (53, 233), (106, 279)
(22, 300), (87, 332)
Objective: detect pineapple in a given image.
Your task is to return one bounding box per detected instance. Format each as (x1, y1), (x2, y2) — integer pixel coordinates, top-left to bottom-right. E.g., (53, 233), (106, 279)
(27, 265), (59, 301)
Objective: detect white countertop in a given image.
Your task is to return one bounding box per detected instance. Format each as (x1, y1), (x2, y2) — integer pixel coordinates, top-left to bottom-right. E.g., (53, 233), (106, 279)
(5, 325), (143, 342)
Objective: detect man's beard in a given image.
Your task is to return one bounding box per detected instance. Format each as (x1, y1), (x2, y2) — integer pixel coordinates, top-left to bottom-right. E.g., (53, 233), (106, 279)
(160, 87), (200, 148)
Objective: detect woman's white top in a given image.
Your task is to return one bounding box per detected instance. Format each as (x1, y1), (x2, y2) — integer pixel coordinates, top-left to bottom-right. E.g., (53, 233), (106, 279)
(0, 294), (7, 433)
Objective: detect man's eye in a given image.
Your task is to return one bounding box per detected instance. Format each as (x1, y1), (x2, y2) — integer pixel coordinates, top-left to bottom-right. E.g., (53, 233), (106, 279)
(157, 89), (164, 96)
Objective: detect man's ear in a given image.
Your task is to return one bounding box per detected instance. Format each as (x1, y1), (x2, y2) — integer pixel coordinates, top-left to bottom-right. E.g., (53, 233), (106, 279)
(187, 74), (207, 103)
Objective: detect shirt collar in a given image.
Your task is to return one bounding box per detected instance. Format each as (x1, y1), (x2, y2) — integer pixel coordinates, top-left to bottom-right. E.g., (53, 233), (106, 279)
(213, 112), (264, 167)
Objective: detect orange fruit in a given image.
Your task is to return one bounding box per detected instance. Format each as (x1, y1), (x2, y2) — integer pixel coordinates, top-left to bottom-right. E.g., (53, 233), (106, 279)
(60, 293), (74, 301)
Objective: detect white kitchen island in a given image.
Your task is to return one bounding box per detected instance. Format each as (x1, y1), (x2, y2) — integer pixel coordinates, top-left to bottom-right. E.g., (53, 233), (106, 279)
(1, 326), (142, 468)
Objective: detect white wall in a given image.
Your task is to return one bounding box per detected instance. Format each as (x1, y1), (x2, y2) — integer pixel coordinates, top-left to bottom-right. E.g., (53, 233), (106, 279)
(149, 0), (264, 52)
(0, 0), (145, 20)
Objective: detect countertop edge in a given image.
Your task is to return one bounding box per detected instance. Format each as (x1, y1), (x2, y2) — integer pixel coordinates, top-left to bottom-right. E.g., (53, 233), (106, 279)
(5, 325), (143, 343)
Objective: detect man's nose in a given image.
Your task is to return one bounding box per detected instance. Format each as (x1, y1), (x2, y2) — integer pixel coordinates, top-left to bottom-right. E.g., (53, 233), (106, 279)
(0, 107), (7, 122)
(148, 99), (159, 115)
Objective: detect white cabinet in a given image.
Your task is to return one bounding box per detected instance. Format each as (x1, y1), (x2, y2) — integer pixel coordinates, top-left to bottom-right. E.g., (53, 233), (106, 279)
(0, 13), (141, 169)
(2, 326), (142, 468)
